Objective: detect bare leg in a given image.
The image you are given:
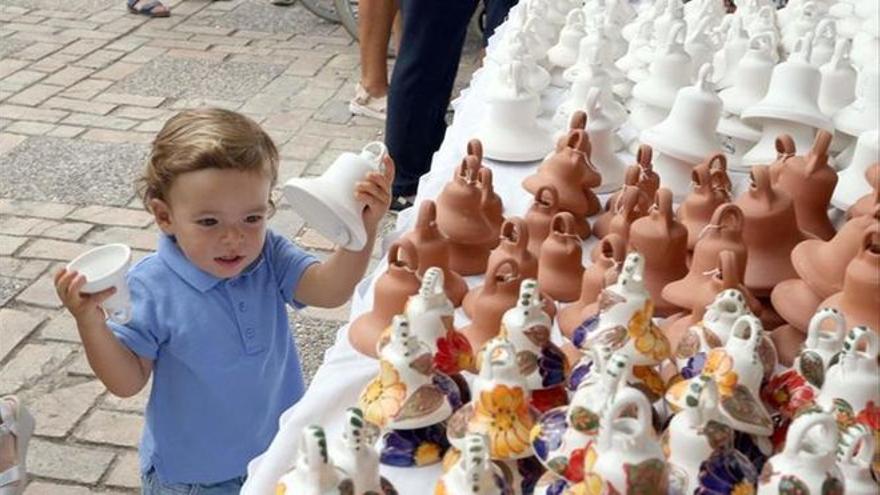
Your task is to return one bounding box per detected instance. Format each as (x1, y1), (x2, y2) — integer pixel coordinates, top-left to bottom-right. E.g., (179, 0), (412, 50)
(358, 0), (397, 98)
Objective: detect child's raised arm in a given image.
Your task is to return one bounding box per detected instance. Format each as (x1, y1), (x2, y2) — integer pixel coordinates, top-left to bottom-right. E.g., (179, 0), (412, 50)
(294, 156), (395, 308)
(55, 268), (152, 398)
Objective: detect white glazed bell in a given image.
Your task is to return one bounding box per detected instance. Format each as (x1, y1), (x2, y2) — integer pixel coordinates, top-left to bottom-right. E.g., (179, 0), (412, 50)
(833, 65), (880, 139)
(403, 266), (455, 354)
(685, 0), (724, 31)
(477, 61), (554, 163)
(276, 426), (348, 495)
(832, 129), (880, 211)
(685, 16), (717, 78)
(525, 0), (559, 47)
(652, 0), (685, 49)
(330, 408), (394, 495)
(66, 244), (133, 324)
(494, 32), (551, 94)
(741, 36), (833, 166)
(283, 142), (386, 251)
(818, 38), (856, 118)
(713, 16), (750, 90)
(809, 18), (837, 66)
(817, 325), (880, 414)
(561, 41), (627, 128)
(632, 21), (693, 111)
(628, 100), (669, 133)
(622, 0), (665, 42)
(641, 64), (723, 201)
(746, 6), (781, 47)
(718, 34), (776, 117)
(616, 20), (652, 74)
(583, 88), (626, 193)
(781, 1), (821, 54)
(435, 434), (507, 495)
(547, 9), (586, 86)
(837, 423), (880, 495)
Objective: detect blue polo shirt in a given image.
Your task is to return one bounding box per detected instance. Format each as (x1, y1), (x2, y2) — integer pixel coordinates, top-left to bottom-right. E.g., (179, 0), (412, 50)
(108, 230), (318, 484)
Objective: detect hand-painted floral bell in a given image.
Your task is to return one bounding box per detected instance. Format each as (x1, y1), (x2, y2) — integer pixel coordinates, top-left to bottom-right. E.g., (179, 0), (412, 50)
(434, 434), (511, 495)
(331, 408), (397, 494)
(275, 425), (352, 495)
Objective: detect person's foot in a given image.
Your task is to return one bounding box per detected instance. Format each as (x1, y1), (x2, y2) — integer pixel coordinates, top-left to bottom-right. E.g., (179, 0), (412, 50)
(349, 83), (387, 121)
(0, 396), (35, 495)
(388, 194), (415, 213)
(126, 0), (170, 17)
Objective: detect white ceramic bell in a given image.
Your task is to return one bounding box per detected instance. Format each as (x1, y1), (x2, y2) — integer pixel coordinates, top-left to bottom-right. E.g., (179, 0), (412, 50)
(547, 10), (586, 86)
(632, 21), (693, 111)
(622, 0), (665, 42)
(582, 89), (626, 193)
(435, 434), (508, 495)
(616, 20), (652, 74)
(816, 325), (880, 414)
(685, 17), (717, 78)
(798, 308), (847, 375)
(652, 0), (685, 49)
(833, 65), (880, 139)
(628, 99), (669, 132)
(276, 425), (349, 495)
(522, 17), (554, 60)
(641, 64), (723, 201)
(685, 0), (724, 31)
(525, 0), (559, 47)
(499, 279), (559, 392)
(673, 288), (756, 371)
(331, 408), (395, 495)
(781, 1), (821, 54)
(558, 43), (626, 130)
(818, 38), (856, 118)
(718, 34), (776, 117)
(746, 6), (781, 47)
(546, 0), (579, 26)
(809, 19), (837, 66)
(832, 129), (880, 211)
(283, 142), (385, 251)
(403, 267), (455, 355)
(66, 243), (132, 324)
(837, 423), (880, 495)
(477, 61), (554, 163)
(757, 411), (844, 495)
(717, 115), (762, 171)
(713, 16), (750, 90)
(495, 32), (551, 94)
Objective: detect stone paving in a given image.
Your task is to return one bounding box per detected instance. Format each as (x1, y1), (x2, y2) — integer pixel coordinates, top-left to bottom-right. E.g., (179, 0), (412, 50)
(0, 0), (481, 491)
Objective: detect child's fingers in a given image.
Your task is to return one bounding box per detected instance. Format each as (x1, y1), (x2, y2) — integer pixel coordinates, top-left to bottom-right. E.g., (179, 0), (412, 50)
(55, 270), (78, 300)
(381, 155), (396, 184)
(356, 185), (390, 208)
(92, 286), (117, 305)
(68, 273), (88, 300)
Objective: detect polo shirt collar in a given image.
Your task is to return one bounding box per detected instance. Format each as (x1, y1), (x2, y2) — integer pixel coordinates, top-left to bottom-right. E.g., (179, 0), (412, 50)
(158, 235), (222, 293)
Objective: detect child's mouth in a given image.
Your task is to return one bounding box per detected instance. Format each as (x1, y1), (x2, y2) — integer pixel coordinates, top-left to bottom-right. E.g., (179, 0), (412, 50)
(215, 255), (244, 267)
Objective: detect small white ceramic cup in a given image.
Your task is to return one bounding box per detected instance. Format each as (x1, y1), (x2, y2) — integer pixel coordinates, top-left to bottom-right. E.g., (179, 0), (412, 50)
(66, 244), (132, 324)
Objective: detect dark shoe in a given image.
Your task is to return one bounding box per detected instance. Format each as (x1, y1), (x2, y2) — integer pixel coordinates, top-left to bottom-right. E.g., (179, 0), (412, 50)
(389, 194), (415, 213)
(127, 0), (170, 17)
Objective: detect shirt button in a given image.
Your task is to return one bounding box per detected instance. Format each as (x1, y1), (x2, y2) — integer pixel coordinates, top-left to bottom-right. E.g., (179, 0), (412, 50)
(246, 328), (255, 338)
(239, 302), (246, 312)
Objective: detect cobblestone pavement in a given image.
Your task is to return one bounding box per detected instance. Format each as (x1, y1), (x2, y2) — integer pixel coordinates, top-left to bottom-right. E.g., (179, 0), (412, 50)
(0, 1), (481, 491)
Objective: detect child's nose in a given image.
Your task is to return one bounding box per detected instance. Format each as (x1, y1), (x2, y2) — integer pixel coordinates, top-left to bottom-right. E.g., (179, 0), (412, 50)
(222, 226), (245, 244)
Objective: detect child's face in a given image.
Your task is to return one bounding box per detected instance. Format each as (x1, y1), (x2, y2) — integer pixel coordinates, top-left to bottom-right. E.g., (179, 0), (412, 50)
(151, 168), (272, 279)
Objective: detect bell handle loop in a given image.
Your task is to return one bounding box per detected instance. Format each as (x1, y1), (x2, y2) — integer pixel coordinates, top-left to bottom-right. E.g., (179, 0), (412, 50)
(388, 237), (419, 272)
(860, 223), (880, 257)
(840, 424), (876, 467)
(418, 266), (446, 300)
(500, 217), (529, 251)
(598, 387), (652, 451)
(665, 20), (687, 52)
(568, 110), (587, 131)
(705, 153), (731, 191)
(615, 186), (641, 217)
(806, 130), (833, 174)
(300, 426), (327, 469)
(654, 188), (675, 230)
(715, 250), (740, 288)
(467, 139), (483, 163)
(730, 314), (763, 351)
(485, 258), (519, 292)
(695, 63), (714, 92)
(845, 325), (880, 361)
(710, 203), (744, 234)
(361, 141), (388, 173)
(506, 61), (527, 97)
(748, 165), (775, 203)
(775, 134), (797, 158)
(414, 200), (437, 231)
(599, 233), (626, 263)
(813, 18), (836, 41)
(783, 412), (838, 459)
(636, 144), (653, 171)
(804, 307), (847, 351)
(749, 32), (774, 53)
(585, 87), (601, 115)
(550, 212), (577, 237)
(623, 164), (641, 187)
(566, 8), (585, 29)
(535, 185), (560, 210)
(456, 155), (480, 183)
(792, 33), (813, 63)
(684, 375), (720, 427)
(829, 38), (852, 67)
(477, 167), (495, 206)
(567, 129), (590, 154)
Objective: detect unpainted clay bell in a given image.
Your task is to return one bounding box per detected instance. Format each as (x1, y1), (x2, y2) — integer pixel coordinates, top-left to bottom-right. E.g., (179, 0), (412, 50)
(436, 156), (497, 276)
(628, 188), (689, 317)
(791, 205), (880, 299)
(349, 239), (421, 358)
(401, 200), (469, 307)
(590, 185), (642, 261)
(485, 217), (537, 280)
(476, 162), (505, 238)
(537, 212), (585, 303)
(522, 129), (601, 234)
(847, 165), (880, 220)
(662, 203), (749, 310)
(735, 165), (809, 296)
(593, 144), (660, 239)
(558, 233), (626, 340)
(817, 224), (880, 331)
(461, 259), (523, 350)
(525, 185), (561, 257)
(676, 153), (732, 251)
(770, 131), (838, 240)
(770, 278), (824, 333)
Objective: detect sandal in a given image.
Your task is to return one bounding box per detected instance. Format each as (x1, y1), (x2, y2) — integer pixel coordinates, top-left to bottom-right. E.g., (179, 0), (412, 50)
(0, 396), (34, 495)
(127, 0), (170, 17)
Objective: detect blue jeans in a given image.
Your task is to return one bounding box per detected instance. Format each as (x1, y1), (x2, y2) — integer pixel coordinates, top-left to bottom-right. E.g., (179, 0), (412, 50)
(141, 468), (245, 495)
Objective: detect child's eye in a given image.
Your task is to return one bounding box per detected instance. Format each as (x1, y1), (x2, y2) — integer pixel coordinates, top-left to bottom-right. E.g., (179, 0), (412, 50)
(196, 218), (218, 227)
(245, 215), (263, 224)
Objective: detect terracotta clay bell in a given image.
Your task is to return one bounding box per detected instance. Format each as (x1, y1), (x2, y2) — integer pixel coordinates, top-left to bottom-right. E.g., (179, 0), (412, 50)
(436, 156), (497, 276)
(525, 185), (562, 256)
(771, 131), (838, 240)
(522, 129), (600, 238)
(537, 212), (584, 303)
(628, 188), (689, 317)
(401, 200), (469, 307)
(769, 278), (824, 333)
(467, 139), (504, 231)
(593, 145), (659, 239)
(734, 165), (808, 296)
(487, 217), (538, 280)
(676, 153), (732, 251)
(461, 258), (523, 350)
(662, 203), (749, 311)
(818, 224), (880, 332)
(349, 239), (421, 358)
(847, 166), (880, 220)
(558, 233), (627, 340)
(590, 185), (642, 261)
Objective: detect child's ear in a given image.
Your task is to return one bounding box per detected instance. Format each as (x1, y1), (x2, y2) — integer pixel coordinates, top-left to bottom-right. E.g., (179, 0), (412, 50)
(150, 198), (174, 233)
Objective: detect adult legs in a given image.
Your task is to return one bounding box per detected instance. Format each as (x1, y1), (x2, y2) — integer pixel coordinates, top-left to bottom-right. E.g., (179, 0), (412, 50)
(357, 0), (397, 98)
(385, 0), (479, 198)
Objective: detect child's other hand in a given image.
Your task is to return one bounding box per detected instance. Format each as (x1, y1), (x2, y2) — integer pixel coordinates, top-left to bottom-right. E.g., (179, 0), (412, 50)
(355, 154), (395, 241)
(54, 268), (115, 325)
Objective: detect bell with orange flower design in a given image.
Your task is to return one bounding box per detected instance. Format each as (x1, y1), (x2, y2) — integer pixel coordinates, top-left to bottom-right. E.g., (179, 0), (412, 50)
(434, 433), (511, 495)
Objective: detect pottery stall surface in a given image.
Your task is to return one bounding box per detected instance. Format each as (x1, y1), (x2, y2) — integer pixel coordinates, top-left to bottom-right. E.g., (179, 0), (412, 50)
(558, 233), (626, 340)
(330, 408), (397, 495)
(435, 156), (498, 276)
(756, 411), (844, 495)
(522, 129), (601, 238)
(817, 224), (880, 331)
(349, 240), (421, 358)
(499, 279), (569, 412)
(628, 188), (688, 317)
(733, 165), (807, 297)
(676, 153), (733, 251)
(770, 131), (838, 240)
(537, 213), (584, 303)
(275, 426), (353, 495)
(401, 201), (469, 307)
(434, 434), (512, 495)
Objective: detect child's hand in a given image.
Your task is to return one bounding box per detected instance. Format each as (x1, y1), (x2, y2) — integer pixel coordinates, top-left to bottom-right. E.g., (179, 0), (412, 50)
(355, 154), (395, 242)
(54, 268), (115, 325)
